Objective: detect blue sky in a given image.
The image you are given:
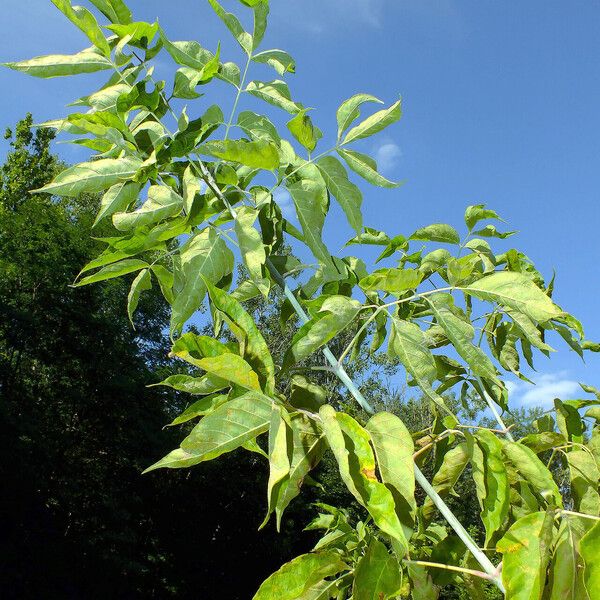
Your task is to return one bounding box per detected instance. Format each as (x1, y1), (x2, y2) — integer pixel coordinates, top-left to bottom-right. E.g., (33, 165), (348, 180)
(1, 0), (599, 409)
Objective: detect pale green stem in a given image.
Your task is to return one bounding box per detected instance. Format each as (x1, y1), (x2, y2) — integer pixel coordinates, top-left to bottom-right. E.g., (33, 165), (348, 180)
(559, 510), (600, 522)
(224, 53), (252, 140)
(474, 376), (515, 442)
(404, 560), (498, 582)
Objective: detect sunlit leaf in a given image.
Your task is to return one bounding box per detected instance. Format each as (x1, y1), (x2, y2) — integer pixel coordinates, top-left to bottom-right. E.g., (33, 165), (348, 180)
(253, 551), (348, 600)
(208, 0), (253, 54)
(144, 391), (272, 472)
(253, 49), (295, 75)
(113, 185), (183, 231)
(246, 80), (302, 113)
(51, 0), (110, 56)
(365, 412), (416, 535)
(89, 0), (132, 24)
(127, 268), (152, 325)
(206, 280), (276, 394)
(497, 511), (554, 600)
(283, 296), (361, 370)
(35, 157), (142, 197)
(464, 271), (564, 324)
(170, 228), (234, 333)
(336, 93), (383, 140)
(338, 148), (400, 188)
(317, 156), (362, 233)
(3, 49), (112, 78)
(342, 99), (401, 144)
(201, 139), (279, 169)
(75, 258), (148, 286)
(320, 406), (410, 555)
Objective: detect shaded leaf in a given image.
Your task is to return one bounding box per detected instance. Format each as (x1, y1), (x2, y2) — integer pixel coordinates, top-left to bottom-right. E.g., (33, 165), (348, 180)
(353, 538), (402, 600)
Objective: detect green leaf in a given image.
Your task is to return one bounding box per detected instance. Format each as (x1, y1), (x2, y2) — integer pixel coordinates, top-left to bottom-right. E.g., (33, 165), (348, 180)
(283, 296), (361, 370)
(464, 204), (501, 231)
(547, 518), (590, 600)
(150, 265), (174, 304)
(51, 0), (110, 56)
(359, 268), (422, 294)
(288, 110), (322, 153)
(555, 399), (585, 446)
(127, 268), (152, 325)
(94, 181), (141, 227)
(581, 521), (600, 596)
(206, 280), (276, 395)
(3, 49), (112, 78)
(261, 406), (291, 529)
(502, 441), (563, 507)
(473, 430), (510, 545)
(286, 165), (333, 269)
(353, 538), (402, 600)
(497, 511), (554, 600)
(317, 156), (362, 233)
(35, 157), (142, 197)
(218, 61), (241, 87)
(246, 80), (302, 113)
(201, 139), (279, 169)
(289, 375), (327, 411)
(408, 564), (439, 600)
(89, 0), (132, 24)
(365, 412), (416, 535)
(185, 353), (261, 391)
(234, 206), (269, 297)
(388, 317), (450, 413)
(253, 49), (295, 75)
(273, 414), (324, 527)
(153, 373), (228, 396)
(237, 111), (280, 143)
(208, 0), (253, 54)
(319, 405), (410, 555)
(567, 450), (600, 515)
(75, 258), (148, 286)
(472, 225), (516, 239)
(464, 271), (564, 324)
(252, 3), (269, 50)
(170, 228), (234, 333)
(410, 223), (460, 245)
(337, 148), (400, 188)
(160, 35), (217, 70)
(422, 442), (469, 520)
(342, 99), (401, 144)
(168, 394), (229, 426)
(506, 308), (555, 353)
(113, 185), (183, 231)
(144, 391), (272, 472)
(336, 93), (383, 140)
(428, 294), (498, 382)
(105, 21), (159, 48)
(253, 551), (348, 600)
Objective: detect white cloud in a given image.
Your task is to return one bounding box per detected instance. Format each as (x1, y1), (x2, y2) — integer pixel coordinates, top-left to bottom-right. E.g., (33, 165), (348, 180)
(508, 372), (580, 410)
(374, 141), (402, 173)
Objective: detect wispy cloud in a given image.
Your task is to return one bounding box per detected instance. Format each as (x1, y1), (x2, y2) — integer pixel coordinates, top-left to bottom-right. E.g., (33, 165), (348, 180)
(374, 140), (402, 173)
(508, 372), (580, 409)
(276, 0), (385, 34)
